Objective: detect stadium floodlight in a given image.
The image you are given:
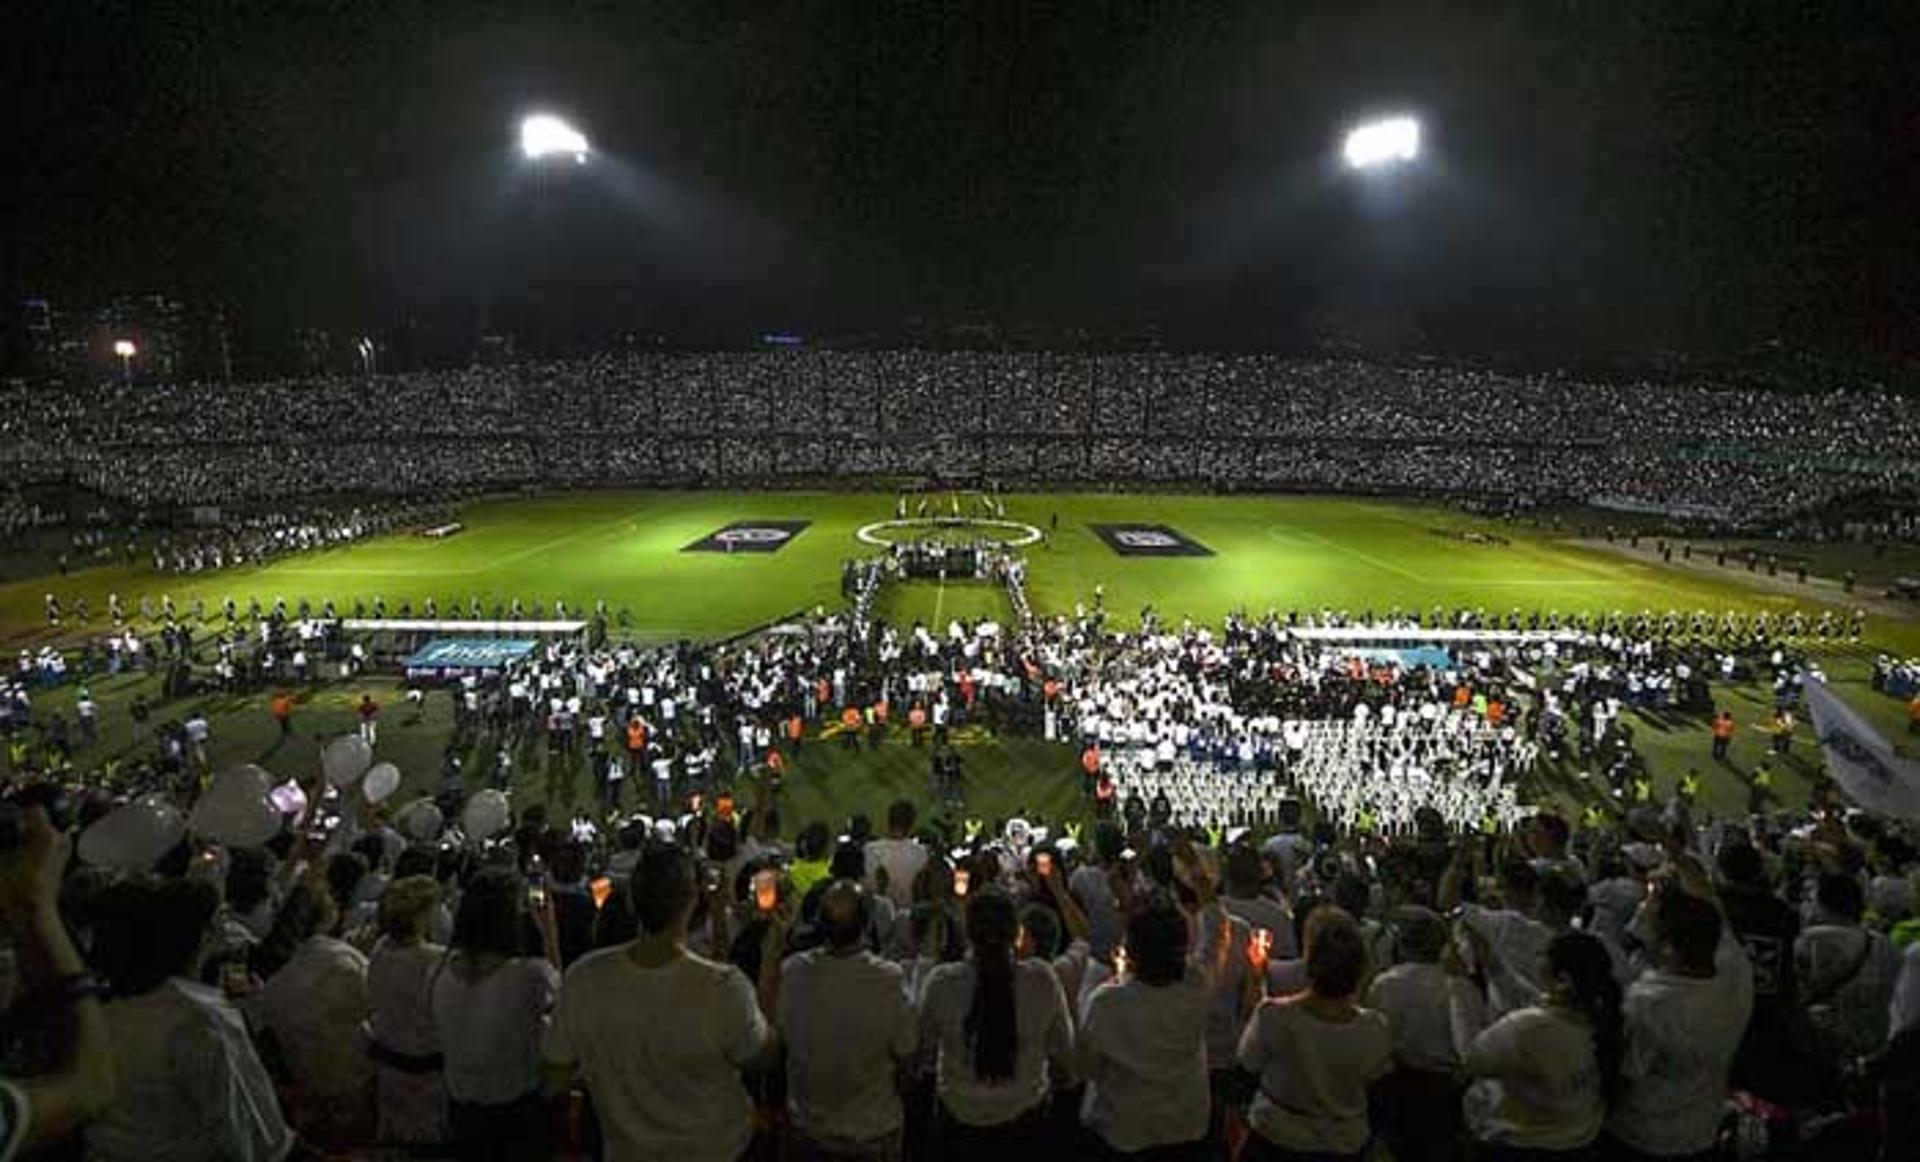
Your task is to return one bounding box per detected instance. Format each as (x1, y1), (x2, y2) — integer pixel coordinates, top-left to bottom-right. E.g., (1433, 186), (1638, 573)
(1342, 116), (1420, 170)
(519, 113), (590, 163)
(113, 339), (136, 383)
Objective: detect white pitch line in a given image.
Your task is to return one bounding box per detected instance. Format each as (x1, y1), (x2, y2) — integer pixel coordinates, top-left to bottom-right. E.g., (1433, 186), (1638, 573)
(1266, 524), (1424, 581)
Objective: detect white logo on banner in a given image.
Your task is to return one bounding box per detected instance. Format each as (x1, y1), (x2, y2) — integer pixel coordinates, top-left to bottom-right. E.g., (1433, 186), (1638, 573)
(1114, 529), (1179, 548)
(714, 527), (792, 545)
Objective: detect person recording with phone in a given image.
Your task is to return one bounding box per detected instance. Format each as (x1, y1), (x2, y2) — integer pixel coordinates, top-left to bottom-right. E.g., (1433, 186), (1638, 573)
(428, 867), (560, 1160)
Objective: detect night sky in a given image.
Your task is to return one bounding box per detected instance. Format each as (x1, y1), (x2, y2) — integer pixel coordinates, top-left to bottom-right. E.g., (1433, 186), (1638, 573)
(5, 1), (1918, 358)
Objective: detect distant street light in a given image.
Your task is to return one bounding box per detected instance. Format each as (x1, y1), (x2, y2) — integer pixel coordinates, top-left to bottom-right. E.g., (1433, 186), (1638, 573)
(1342, 116), (1421, 170)
(519, 113), (590, 164)
(356, 336), (377, 377)
(112, 339), (137, 382)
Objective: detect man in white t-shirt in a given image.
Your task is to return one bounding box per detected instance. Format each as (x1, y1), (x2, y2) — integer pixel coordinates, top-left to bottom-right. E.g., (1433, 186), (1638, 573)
(778, 881), (916, 1156)
(1220, 844), (1297, 961)
(1364, 907), (1462, 1162)
(863, 800), (929, 909)
(1793, 872), (1902, 1063)
(1076, 893), (1212, 1154)
(1607, 888), (1752, 1159)
(1457, 862), (1554, 1019)
(544, 844), (781, 1162)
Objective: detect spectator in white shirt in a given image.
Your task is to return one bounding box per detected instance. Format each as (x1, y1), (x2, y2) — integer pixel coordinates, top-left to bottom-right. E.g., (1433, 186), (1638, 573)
(545, 842), (782, 1162)
(1221, 844), (1298, 962)
(258, 877), (374, 1151)
(917, 886), (1073, 1157)
(430, 867), (561, 1161)
(366, 876), (447, 1147)
(864, 799), (929, 910)
(1449, 930), (1620, 1158)
(1606, 887), (1752, 1160)
(779, 880), (917, 1159)
(1794, 872), (1902, 1071)
(87, 877), (289, 1162)
(1069, 823), (1129, 960)
(1453, 860), (1555, 1019)
(1364, 906), (1461, 1162)
(1236, 906), (1392, 1161)
(1076, 891), (1214, 1158)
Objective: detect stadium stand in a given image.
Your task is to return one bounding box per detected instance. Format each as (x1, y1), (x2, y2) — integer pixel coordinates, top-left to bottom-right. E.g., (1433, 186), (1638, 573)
(3, 352), (1915, 524)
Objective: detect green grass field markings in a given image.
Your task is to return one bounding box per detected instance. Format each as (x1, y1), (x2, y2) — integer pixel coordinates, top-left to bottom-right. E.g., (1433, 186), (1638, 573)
(1263, 523), (1424, 581)
(465, 497), (701, 572)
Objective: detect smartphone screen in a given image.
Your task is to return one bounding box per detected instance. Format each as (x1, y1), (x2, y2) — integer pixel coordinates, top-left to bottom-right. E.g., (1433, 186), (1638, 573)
(590, 876), (612, 910)
(528, 882), (548, 909)
(753, 869), (778, 913)
(953, 868), (971, 897)
(1035, 852), (1053, 877)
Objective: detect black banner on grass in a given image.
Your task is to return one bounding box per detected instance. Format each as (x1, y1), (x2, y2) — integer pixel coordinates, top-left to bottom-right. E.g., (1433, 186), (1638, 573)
(683, 520), (812, 553)
(1088, 523), (1213, 557)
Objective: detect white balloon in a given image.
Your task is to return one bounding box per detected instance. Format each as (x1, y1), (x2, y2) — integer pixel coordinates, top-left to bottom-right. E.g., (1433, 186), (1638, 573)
(212, 764), (273, 801)
(323, 735), (374, 788)
(78, 795), (187, 870)
(461, 790), (512, 842)
(396, 799), (444, 842)
(190, 789), (282, 848)
(363, 762), (401, 805)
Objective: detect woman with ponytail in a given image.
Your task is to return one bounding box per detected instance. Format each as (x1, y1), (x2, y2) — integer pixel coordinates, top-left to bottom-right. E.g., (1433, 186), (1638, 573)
(1450, 929), (1621, 1160)
(918, 886), (1073, 1157)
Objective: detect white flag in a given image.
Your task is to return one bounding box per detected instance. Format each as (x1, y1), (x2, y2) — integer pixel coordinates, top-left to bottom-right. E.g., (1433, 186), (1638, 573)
(1802, 676), (1920, 821)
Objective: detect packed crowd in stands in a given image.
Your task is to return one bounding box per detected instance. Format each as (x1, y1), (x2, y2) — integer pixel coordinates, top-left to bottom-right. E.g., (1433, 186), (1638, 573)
(2, 352), (1916, 524)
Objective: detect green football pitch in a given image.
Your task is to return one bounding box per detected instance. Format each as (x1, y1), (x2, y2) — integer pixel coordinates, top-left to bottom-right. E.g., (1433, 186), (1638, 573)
(3, 490), (1907, 645)
(4, 490), (1913, 836)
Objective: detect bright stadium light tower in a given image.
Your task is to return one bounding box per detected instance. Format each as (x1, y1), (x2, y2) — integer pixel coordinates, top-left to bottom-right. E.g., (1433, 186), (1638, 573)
(1342, 115), (1421, 170)
(519, 112), (590, 164)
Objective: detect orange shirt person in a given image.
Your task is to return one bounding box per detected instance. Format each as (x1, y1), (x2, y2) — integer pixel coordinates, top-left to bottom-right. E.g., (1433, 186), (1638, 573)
(1710, 710), (1735, 760)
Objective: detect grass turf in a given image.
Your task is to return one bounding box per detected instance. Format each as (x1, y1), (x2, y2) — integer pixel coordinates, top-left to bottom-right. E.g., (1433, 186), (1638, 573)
(5, 491), (1910, 645)
(4, 490), (1915, 835)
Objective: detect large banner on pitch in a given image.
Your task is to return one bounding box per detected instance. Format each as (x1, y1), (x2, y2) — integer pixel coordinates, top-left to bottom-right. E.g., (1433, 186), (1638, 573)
(1088, 523), (1213, 557)
(404, 638), (537, 671)
(683, 520), (811, 553)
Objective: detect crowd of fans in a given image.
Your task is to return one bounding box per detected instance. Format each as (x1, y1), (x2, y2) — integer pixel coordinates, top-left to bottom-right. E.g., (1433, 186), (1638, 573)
(0, 541), (1913, 1160)
(3, 352), (1915, 524)
(4, 722), (1919, 1160)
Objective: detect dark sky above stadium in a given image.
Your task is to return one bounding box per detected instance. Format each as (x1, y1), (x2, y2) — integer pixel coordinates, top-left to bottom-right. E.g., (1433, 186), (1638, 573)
(6, 1), (1918, 357)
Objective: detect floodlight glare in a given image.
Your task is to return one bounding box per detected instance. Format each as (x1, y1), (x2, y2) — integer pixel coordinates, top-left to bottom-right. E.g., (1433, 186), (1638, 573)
(112, 340), (137, 358)
(1343, 116), (1420, 169)
(520, 113), (590, 162)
